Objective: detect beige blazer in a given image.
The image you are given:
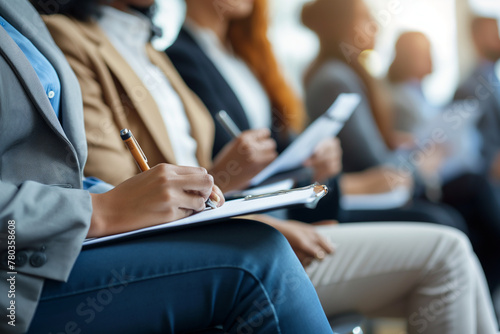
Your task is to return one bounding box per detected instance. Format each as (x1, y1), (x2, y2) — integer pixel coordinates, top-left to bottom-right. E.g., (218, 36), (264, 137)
(43, 14), (215, 185)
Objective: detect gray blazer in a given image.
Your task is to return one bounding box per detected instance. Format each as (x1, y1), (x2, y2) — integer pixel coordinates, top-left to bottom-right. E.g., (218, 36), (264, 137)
(0, 1), (92, 332)
(305, 60), (394, 172)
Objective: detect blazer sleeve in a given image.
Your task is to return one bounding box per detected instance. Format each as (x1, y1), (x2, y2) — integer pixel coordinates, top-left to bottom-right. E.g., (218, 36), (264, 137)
(0, 34), (92, 334)
(44, 16), (138, 186)
(305, 62), (392, 172)
(0, 181), (92, 332)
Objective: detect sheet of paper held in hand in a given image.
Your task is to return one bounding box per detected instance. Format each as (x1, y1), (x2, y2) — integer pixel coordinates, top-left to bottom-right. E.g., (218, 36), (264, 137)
(83, 184), (328, 247)
(250, 93), (361, 186)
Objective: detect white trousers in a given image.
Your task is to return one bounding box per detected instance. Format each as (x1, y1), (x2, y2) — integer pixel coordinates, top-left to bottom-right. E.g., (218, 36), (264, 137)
(307, 223), (499, 334)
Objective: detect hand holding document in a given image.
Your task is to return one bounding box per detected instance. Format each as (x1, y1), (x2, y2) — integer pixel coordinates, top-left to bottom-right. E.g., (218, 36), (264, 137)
(250, 94), (361, 186)
(84, 184), (328, 247)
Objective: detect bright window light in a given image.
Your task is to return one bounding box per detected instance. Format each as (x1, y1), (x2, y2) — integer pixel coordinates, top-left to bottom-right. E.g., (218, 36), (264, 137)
(155, 0), (464, 106)
(268, 0), (458, 106)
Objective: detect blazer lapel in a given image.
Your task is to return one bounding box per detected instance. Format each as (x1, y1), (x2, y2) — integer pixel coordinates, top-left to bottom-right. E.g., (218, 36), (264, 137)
(148, 47), (214, 168)
(1, 1), (88, 171)
(0, 27), (66, 138)
(178, 27), (252, 134)
(76, 21), (178, 165)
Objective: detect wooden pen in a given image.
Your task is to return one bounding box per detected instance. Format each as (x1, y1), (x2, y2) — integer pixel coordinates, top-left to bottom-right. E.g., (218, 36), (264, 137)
(120, 128), (150, 172)
(120, 128), (219, 209)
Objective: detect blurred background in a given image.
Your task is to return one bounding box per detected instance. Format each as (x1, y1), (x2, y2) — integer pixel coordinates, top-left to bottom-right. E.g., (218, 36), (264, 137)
(150, 4), (500, 330)
(153, 0), (500, 106)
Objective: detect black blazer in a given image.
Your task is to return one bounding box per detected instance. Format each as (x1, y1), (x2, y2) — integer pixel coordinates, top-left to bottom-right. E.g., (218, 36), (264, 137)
(167, 28), (253, 157)
(167, 28), (341, 221)
(167, 27), (290, 158)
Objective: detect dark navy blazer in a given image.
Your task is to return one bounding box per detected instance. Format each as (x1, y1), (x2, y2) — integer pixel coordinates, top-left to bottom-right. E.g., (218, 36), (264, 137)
(167, 28), (254, 157)
(167, 28), (342, 222)
(167, 27), (290, 158)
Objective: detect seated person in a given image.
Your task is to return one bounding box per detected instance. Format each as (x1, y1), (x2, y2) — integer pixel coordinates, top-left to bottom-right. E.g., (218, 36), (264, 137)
(387, 31), (500, 296)
(302, 0), (439, 183)
(166, 0), (469, 230)
(0, 1), (335, 333)
(454, 17), (500, 182)
(388, 31), (483, 179)
(387, 32), (436, 134)
(302, 0), (500, 296)
(37, 0), (500, 332)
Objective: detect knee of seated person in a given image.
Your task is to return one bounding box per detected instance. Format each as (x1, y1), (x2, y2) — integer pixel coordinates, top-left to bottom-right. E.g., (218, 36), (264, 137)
(433, 225), (474, 266)
(445, 224), (472, 246)
(229, 219), (292, 253)
(225, 219), (300, 267)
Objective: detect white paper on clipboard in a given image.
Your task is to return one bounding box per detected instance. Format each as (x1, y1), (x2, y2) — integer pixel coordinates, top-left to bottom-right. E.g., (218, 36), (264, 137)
(250, 93), (361, 186)
(83, 184), (328, 247)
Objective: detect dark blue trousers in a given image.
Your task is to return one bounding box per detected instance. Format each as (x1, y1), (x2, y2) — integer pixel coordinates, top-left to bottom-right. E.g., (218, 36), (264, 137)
(28, 220), (332, 334)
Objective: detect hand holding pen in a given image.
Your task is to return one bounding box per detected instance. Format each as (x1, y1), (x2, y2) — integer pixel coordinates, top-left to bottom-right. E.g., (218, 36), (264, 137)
(210, 111), (278, 192)
(120, 129), (223, 210)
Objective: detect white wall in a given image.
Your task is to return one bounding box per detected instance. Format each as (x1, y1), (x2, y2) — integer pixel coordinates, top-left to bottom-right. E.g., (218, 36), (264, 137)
(153, 0), (498, 106)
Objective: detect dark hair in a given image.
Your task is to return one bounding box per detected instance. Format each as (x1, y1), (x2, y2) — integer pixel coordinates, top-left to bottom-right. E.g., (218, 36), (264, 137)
(31, 0), (98, 21)
(31, 0), (157, 22)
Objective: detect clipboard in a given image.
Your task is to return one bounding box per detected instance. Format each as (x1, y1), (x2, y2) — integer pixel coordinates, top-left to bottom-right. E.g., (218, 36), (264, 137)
(250, 93), (361, 186)
(244, 184), (327, 208)
(83, 184), (328, 248)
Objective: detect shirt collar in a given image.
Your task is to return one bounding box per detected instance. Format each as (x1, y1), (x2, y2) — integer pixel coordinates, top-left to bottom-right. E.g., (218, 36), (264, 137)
(97, 5), (152, 47)
(183, 18), (234, 55)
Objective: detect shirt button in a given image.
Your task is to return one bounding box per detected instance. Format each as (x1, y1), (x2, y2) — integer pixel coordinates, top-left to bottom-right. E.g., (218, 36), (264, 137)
(48, 91), (55, 99)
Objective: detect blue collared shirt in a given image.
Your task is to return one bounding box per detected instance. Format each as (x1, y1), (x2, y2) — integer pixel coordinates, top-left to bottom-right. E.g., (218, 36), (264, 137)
(0, 16), (61, 118)
(1, 16), (113, 193)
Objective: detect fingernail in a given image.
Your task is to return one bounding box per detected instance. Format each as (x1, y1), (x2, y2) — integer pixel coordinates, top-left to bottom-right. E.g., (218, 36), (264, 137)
(210, 192), (220, 203)
(315, 250), (326, 260)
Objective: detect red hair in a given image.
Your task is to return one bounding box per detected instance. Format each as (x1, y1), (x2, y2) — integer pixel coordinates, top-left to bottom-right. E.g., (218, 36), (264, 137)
(227, 0), (306, 132)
